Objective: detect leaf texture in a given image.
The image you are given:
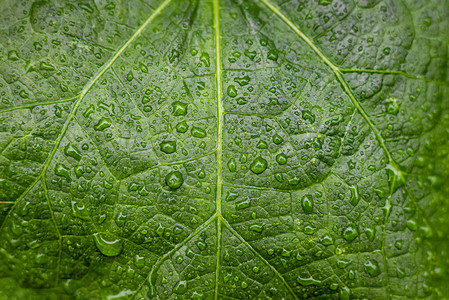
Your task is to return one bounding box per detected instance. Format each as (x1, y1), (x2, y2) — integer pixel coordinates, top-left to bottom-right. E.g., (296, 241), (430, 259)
(0, 0), (448, 299)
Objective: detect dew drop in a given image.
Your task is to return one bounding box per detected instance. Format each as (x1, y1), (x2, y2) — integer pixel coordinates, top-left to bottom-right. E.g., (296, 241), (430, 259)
(165, 171), (184, 190)
(227, 158), (236, 172)
(160, 141), (176, 154)
(250, 156), (268, 174)
(94, 117), (112, 131)
(364, 259), (381, 277)
(172, 101), (188, 116)
(227, 85), (237, 97)
(301, 194), (314, 214)
(343, 223), (358, 242)
(93, 233), (123, 257)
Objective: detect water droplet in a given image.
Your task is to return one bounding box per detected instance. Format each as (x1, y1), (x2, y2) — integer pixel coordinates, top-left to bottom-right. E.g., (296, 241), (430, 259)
(227, 85), (237, 97)
(55, 106), (62, 117)
(234, 75), (250, 86)
(343, 223), (358, 241)
(406, 218), (418, 231)
(196, 241), (207, 250)
(55, 163), (71, 182)
(267, 50), (278, 61)
(8, 50), (19, 61)
(386, 162), (406, 192)
(139, 62), (148, 73)
(337, 259), (352, 269)
(364, 259), (381, 277)
(172, 101), (188, 116)
(244, 49), (257, 60)
(274, 173), (283, 182)
(115, 212), (127, 227)
(236, 198), (250, 210)
(394, 240), (403, 250)
(276, 153), (288, 165)
(250, 156), (268, 174)
(320, 234), (333, 245)
(176, 121), (189, 133)
(198, 169), (206, 179)
(160, 141), (176, 154)
(301, 194), (313, 214)
(64, 143), (82, 161)
(349, 185), (359, 206)
(302, 110), (315, 123)
(135, 255), (145, 268)
(127, 71), (134, 81)
(257, 140), (268, 149)
(200, 52), (210, 67)
(165, 171), (184, 190)
(340, 286), (351, 300)
(227, 158), (236, 172)
(176, 256), (183, 264)
(365, 227), (376, 241)
(297, 275), (321, 286)
(94, 117), (112, 131)
(191, 126), (206, 138)
(40, 62), (55, 71)
(249, 224), (263, 232)
(93, 233), (123, 257)
(174, 280), (187, 294)
(272, 134), (283, 145)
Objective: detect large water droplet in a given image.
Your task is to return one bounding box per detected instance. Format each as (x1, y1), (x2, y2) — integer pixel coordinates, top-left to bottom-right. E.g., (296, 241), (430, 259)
(227, 85), (237, 97)
(160, 141), (176, 154)
(55, 163), (71, 182)
(64, 143), (82, 161)
(165, 171), (184, 189)
(297, 275), (321, 286)
(250, 156), (268, 174)
(93, 233), (123, 257)
(174, 280), (187, 294)
(364, 259), (381, 277)
(176, 121), (189, 133)
(172, 101), (188, 116)
(94, 117), (112, 131)
(301, 194), (313, 214)
(343, 223), (358, 242)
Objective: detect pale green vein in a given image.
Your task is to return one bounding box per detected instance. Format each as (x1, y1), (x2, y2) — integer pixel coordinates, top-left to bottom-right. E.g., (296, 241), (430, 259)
(0, 94), (79, 114)
(124, 150), (217, 180)
(259, 0), (396, 165)
(42, 177), (62, 285)
(73, 117), (117, 180)
(142, 215), (218, 296)
(339, 67), (447, 85)
(0, 0), (172, 231)
(221, 217), (299, 300)
(213, 0), (223, 297)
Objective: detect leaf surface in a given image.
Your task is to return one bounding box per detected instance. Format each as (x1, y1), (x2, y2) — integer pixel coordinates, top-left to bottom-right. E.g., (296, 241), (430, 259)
(0, 0), (448, 299)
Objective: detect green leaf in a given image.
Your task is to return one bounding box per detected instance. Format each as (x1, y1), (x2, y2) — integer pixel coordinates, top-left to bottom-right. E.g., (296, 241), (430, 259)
(0, 0), (448, 299)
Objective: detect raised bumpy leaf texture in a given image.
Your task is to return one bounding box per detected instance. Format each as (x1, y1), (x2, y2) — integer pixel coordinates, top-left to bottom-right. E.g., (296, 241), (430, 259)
(0, 0), (448, 299)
